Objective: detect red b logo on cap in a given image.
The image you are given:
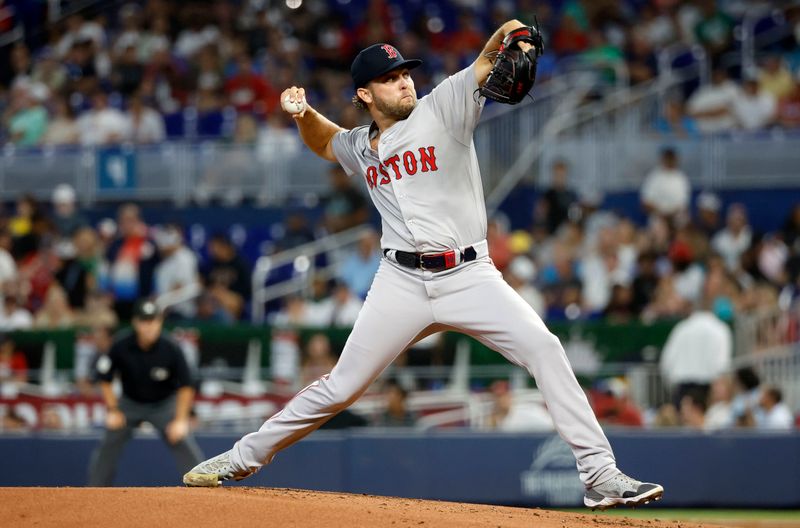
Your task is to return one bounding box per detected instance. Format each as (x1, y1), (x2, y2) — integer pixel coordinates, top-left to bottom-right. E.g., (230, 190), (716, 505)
(381, 44), (398, 59)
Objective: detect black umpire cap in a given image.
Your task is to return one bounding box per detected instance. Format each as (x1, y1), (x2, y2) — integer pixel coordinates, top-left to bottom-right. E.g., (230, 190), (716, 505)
(351, 43), (422, 89)
(132, 299), (162, 320)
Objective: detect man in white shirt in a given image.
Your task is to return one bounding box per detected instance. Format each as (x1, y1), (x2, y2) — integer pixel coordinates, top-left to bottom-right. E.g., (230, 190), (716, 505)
(733, 78), (776, 131)
(687, 68), (739, 133)
(711, 203), (752, 271)
(757, 386), (794, 430)
(660, 301), (733, 405)
(154, 224), (200, 319)
(640, 147), (690, 220)
(78, 91), (130, 146)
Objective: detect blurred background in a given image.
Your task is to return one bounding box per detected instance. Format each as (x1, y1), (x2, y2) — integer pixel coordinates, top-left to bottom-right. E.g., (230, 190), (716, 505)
(0, 0), (799, 512)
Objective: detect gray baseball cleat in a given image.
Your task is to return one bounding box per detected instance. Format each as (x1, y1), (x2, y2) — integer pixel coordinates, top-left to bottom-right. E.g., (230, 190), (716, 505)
(584, 473), (664, 510)
(183, 450), (253, 487)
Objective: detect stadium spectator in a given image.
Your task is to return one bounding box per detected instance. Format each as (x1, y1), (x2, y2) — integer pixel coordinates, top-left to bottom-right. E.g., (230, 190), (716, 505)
(374, 379), (416, 427)
(712, 203), (753, 272)
(276, 210), (315, 251)
(154, 224), (200, 319)
(190, 291), (234, 326)
(124, 94), (166, 144)
(730, 366), (761, 427)
(0, 334), (27, 386)
(487, 380), (553, 432)
(77, 91), (130, 146)
(323, 281), (363, 328)
(776, 80), (800, 129)
(704, 375), (734, 431)
(486, 217), (514, 272)
(758, 55), (795, 101)
(0, 229), (18, 291)
(0, 283), (33, 330)
(693, 0), (734, 61)
(679, 389), (707, 430)
(505, 255), (545, 316)
(224, 54), (276, 117)
(321, 165), (369, 234)
(541, 159), (577, 234)
(653, 98), (699, 138)
(640, 147), (690, 222)
(687, 68), (738, 134)
(4, 81), (49, 146)
(631, 251), (659, 314)
(55, 226), (103, 309)
(581, 225), (630, 313)
(590, 377), (644, 427)
(659, 293), (733, 406)
(732, 78), (777, 132)
(74, 290), (119, 330)
(106, 203), (159, 320)
(202, 233), (250, 320)
(110, 43), (144, 97)
(34, 284), (76, 328)
(338, 229), (381, 299)
(41, 96), (80, 146)
(694, 191), (722, 238)
(757, 386), (794, 430)
(51, 183), (88, 240)
(300, 333), (335, 386)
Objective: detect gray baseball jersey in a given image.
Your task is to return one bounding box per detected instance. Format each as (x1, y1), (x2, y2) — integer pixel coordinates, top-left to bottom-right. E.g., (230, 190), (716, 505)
(332, 65), (487, 253)
(229, 64), (620, 489)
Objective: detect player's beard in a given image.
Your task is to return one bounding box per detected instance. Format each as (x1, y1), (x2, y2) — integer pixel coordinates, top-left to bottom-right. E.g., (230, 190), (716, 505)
(373, 93), (416, 120)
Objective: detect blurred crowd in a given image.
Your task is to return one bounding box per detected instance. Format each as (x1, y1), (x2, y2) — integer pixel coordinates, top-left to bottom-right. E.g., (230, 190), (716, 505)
(494, 149), (800, 324)
(4, 0), (800, 146)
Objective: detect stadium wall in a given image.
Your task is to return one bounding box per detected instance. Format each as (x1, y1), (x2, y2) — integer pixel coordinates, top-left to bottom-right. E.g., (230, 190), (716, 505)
(4, 431), (798, 508)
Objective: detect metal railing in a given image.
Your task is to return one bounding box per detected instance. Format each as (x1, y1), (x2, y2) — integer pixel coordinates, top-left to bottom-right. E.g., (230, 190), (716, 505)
(733, 305), (800, 412)
(250, 224), (374, 324)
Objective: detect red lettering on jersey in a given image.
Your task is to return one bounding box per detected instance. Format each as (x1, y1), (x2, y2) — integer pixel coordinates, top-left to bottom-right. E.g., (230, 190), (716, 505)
(418, 146), (438, 172)
(383, 155), (403, 180)
(381, 44), (398, 59)
(378, 164), (391, 185)
(402, 151), (418, 175)
(365, 166), (378, 189)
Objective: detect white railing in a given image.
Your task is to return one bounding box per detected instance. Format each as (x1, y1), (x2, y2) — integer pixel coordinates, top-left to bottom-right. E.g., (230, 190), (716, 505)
(250, 224), (374, 323)
(734, 305), (800, 412)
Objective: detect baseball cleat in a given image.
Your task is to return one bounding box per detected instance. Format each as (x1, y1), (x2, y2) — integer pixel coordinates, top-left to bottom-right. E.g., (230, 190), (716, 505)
(183, 450), (253, 487)
(584, 473), (664, 511)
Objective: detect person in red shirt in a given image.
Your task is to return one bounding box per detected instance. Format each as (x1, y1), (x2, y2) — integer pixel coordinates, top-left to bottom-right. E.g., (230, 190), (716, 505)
(590, 378), (643, 427)
(224, 55), (277, 117)
(0, 335), (28, 384)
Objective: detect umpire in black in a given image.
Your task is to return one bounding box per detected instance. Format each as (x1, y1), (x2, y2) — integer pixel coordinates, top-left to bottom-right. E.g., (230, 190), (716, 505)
(88, 299), (204, 485)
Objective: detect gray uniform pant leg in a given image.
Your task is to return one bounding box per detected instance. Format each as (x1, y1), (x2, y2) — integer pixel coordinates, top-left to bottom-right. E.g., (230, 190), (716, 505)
(231, 262), (434, 471)
(434, 261), (619, 488)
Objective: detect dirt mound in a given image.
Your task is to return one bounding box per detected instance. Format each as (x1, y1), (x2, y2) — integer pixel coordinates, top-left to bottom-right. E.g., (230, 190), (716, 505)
(0, 487), (711, 528)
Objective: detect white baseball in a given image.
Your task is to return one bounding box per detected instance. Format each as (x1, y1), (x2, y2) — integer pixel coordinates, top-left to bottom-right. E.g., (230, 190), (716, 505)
(282, 95), (306, 114)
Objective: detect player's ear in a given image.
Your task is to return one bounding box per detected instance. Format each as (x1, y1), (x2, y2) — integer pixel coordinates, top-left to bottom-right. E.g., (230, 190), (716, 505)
(357, 87), (373, 105)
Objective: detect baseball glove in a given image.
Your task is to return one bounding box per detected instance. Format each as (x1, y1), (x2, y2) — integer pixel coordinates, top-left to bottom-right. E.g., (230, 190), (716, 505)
(479, 24), (544, 105)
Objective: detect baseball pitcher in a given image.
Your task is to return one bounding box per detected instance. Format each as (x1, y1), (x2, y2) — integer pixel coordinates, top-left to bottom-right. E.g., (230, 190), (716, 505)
(184, 19), (663, 510)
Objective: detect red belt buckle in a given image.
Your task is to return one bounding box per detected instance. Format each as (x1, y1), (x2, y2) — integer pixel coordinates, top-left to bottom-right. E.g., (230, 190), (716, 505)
(443, 250), (456, 269)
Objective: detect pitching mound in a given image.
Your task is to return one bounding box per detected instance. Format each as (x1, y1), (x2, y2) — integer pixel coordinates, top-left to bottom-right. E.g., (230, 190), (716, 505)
(1, 487), (711, 528)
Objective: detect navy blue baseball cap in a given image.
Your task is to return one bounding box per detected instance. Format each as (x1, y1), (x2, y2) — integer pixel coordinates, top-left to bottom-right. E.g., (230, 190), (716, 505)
(351, 43), (422, 89)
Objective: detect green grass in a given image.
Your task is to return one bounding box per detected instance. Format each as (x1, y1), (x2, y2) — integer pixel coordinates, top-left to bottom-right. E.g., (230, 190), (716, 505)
(561, 509), (800, 522)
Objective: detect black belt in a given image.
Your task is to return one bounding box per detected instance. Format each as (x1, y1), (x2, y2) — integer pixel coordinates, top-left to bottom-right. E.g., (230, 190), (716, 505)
(385, 246), (477, 272)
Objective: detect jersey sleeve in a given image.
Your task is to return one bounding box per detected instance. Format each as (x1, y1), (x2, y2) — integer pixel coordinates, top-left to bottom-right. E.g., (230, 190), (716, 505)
(425, 63), (485, 145)
(95, 344), (119, 382)
(331, 127), (367, 177)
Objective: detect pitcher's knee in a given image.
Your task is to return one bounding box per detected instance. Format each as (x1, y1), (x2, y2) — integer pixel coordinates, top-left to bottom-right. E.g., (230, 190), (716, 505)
(320, 376), (364, 413)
